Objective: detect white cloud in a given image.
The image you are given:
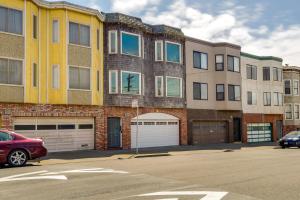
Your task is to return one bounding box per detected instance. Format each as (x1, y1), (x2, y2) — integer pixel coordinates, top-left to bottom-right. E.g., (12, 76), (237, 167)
(88, 0), (101, 11)
(139, 0), (300, 66)
(111, 0), (161, 14)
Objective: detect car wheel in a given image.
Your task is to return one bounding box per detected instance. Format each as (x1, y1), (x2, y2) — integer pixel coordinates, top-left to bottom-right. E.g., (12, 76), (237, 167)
(281, 145), (286, 149)
(8, 150), (28, 167)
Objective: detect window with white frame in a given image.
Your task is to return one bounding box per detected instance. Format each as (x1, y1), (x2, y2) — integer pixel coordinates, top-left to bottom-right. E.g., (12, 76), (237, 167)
(246, 65), (257, 80)
(155, 76), (164, 97)
(108, 30), (118, 54)
(52, 20), (59, 43)
(274, 92), (280, 106)
(166, 77), (182, 98)
(285, 104), (293, 120)
(193, 82), (208, 100)
(69, 22), (90, 47)
(227, 56), (240, 72)
(279, 93), (283, 106)
(109, 70), (118, 94)
(166, 42), (181, 63)
(273, 67), (282, 81)
(263, 92), (271, 106)
(0, 58), (23, 85)
(193, 51), (208, 69)
(284, 80), (291, 95)
(247, 91), (257, 105)
(294, 80), (299, 96)
(52, 65), (59, 89)
(228, 85), (241, 101)
(69, 66), (90, 90)
(121, 32), (141, 57)
(155, 40), (164, 61)
(295, 104), (300, 120)
(121, 71), (141, 95)
(0, 6), (23, 35)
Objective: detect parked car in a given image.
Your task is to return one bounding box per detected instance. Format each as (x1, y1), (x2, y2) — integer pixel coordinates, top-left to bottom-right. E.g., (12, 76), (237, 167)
(0, 130), (47, 167)
(278, 131), (300, 149)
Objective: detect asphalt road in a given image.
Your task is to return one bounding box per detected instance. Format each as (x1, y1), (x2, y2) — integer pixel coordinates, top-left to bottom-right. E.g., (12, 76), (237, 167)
(0, 145), (300, 200)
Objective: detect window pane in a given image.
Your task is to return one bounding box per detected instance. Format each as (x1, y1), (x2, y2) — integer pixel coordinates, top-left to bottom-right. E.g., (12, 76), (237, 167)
(69, 22), (79, 45)
(167, 77), (181, 97)
(246, 66), (252, 79)
(235, 86), (241, 100)
(263, 67), (270, 80)
(0, 58), (8, 84)
(234, 57), (240, 72)
(247, 92), (252, 105)
(79, 24), (90, 46)
(193, 52), (200, 68)
(156, 41), (163, 61)
(79, 68), (90, 90)
(0, 7), (7, 32)
(253, 92), (257, 105)
(228, 85), (234, 101)
(33, 15), (37, 39)
(33, 63), (37, 87)
(156, 76), (163, 96)
(97, 29), (99, 50)
(216, 84), (224, 100)
(166, 43), (180, 63)
(0, 132), (12, 141)
(274, 93), (279, 106)
(52, 65), (59, 89)
(228, 56), (234, 71)
(216, 55), (223, 63)
(122, 32), (140, 56)
(69, 66), (79, 89)
(122, 72), (140, 95)
(253, 66), (257, 80)
(193, 83), (200, 100)
(9, 60), (22, 85)
(109, 31), (117, 53)
(109, 71), (117, 93)
(8, 9), (22, 34)
(285, 80), (291, 94)
(52, 20), (59, 43)
(294, 81), (299, 95)
(201, 53), (208, 69)
(201, 83), (208, 99)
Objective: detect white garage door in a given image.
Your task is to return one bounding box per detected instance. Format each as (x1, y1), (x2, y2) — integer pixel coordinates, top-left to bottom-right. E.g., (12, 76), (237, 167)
(13, 117), (95, 152)
(247, 123), (272, 143)
(131, 113), (179, 148)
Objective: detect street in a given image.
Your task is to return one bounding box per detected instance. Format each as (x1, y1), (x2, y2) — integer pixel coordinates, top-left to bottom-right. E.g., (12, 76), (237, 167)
(0, 145), (299, 200)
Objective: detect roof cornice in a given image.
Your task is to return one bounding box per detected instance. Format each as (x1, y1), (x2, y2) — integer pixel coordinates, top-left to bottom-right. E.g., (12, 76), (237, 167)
(241, 52), (283, 62)
(185, 36), (241, 50)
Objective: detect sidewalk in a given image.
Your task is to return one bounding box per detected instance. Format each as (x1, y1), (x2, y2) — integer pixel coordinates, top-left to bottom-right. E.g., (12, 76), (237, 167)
(39, 142), (278, 165)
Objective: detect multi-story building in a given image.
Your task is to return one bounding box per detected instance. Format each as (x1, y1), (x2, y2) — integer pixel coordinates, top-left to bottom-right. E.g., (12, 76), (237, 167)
(241, 52), (284, 143)
(0, 0), (104, 152)
(185, 37), (243, 145)
(103, 13), (187, 149)
(283, 66), (300, 133)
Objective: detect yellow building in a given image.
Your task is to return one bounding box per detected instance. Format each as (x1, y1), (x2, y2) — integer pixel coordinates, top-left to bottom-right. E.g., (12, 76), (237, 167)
(0, 0), (105, 152)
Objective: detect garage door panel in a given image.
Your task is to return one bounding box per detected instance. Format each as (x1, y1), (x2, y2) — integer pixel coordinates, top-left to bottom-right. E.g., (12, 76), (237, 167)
(247, 123), (272, 143)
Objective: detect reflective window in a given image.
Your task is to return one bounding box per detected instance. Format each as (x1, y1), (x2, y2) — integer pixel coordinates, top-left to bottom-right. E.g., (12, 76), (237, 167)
(0, 132), (12, 141)
(121, 71), (141, 95)
(193, 51), (208, 69)
(121, 32), (140, 57)
(166, 42), (181, 63)
(109, 70), (118, 94)
(166, 77), (182, 98)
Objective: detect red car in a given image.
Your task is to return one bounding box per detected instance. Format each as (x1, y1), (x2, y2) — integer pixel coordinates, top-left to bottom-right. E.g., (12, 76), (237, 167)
(0, 130), (47, 167)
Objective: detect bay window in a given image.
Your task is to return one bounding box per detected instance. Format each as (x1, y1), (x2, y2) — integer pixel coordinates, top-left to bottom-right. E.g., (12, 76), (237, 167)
(69, 66), (90, 90)
(121, 32), (141, 57)
(228, 56), (240, 72)
(284, 80), (291, 95)
(228, 85), (241, 101)
(0, 58), (22, 85)
(109, 70), (118, 94)
(121, 71), (141, 95)
(166, 77), (182, 98)
(215, 55), (224, 71)
(69, 22), (90, 46)
(166, 42), (181, 63)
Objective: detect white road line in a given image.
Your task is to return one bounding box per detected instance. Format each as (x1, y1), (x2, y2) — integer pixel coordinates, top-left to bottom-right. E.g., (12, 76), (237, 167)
(0, 175), (67, 182)
(138, 191), (228, 200)
(41, 168), (129, 175)
(0, 170), (48, 180)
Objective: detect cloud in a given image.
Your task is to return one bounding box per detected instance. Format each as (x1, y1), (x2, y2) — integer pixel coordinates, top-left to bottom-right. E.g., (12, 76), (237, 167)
(88, 0), (101, 11)
(111, 0), (161, 14)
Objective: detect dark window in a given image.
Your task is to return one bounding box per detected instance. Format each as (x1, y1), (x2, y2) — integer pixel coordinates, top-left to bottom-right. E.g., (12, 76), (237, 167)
(97, 29), (100, 50)
(78, 124), (93, 129)
(97, 70), (100, 91)
(0, 58), (23, 85)
(215, 55), (224, 71)
(263, 92), (271, 106)
(247, 92), (252, 105)
(263, 67), (270, 81)
(14, 125), (36, 131)
(273, 68), (282, 81)
(69, 22), (90, 46)
(33, 15), (37, 39)
(193, 51), (208, 69)
(37, 125), (57, 130)
(228, 85), (241, 101)
(33, 63), (38, 87)
(0, 6), (23, 35)
(216, 84), (225, 101)
(246, 65), (257, 80)
(285, 80), (291, 95)
(0, 132), (12, 141)
(193, 82), (208, 100)
(58, 124), (75, 130)
(227, 55), (240, 72)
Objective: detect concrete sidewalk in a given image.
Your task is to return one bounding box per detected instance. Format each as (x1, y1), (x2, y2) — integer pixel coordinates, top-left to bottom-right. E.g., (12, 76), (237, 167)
(38, 142), (278, 165)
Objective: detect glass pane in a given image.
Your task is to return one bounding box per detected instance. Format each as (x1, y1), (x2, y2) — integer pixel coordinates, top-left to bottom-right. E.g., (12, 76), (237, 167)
(167, 77), (181, 97)
(52, 65), (59, 88)
(69, 22), (79, 45)
(79, 68), (90, 90)
(246, 66), (252, 79)
(156, 77), (163, 96)
(9, 60), (22, 85)
(253, 66), (257, 80)
(247, 92), (252, 105)
(156, 41), (162, 60)
(201, 84), (208, 99)
(122, 72), (140, 95)
(0, 132), (12, 141)
(122, 32), (140, 56)
(253, 92), (257, 104)
(110, 31), (116, 53)
(110, 71), (117, 93)
(166, 43), (180, 63)
(216, 55), (223, 63)
(0, 7), (7, 32)
(227, 56), (234, 71)
(228, 85), (234, 100)
(7, 9), (22, 34)
(193, 83), (200, 100)
(234, 57), (240, 72)
(201, 53), (208, 69)
(52, 20), (59, 43)
(80, 24), (90, 46)
(193, 52), (200, 68)
(235, 86), (241, 100)
(0, 58), (8, 84)
(69, 66), (79, 89)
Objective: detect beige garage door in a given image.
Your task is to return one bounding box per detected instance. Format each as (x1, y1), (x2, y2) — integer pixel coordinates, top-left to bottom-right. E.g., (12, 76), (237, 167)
(192, 121), (228, 145)
(13, 117), (95, 152)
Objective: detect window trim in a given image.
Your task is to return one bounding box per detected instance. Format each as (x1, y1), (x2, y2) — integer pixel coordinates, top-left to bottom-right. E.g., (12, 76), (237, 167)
(108, 30), (118, 54)
(109, 70), (118, 94)
(120, 70), (142, 95)
(295, 104), (300, 120)
(193, 51), (208, 70)
(52, 19), (59, 43)
(155, 76), (164, 97)
(284, 79), (292, 96)
(215, 54), (224, 71)
(285, 103), (293, 120)
(293, 80), (299, 96)
(155, 40), (164, 61)
(216, 84), (225, 101)
(227, 55), (240, 73)
(68, 65), (91, 91)
(120, 31), (141, 57)
(166, 76), (183, 98)
(165, 41), (182, 64)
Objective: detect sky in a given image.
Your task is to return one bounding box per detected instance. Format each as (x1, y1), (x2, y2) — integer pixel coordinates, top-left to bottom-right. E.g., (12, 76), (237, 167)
(50, 0), (300, 66)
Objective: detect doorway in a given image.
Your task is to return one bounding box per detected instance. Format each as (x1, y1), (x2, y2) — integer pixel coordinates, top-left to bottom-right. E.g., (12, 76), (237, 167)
(107, 117), (121, 148)
(233, 118), (241, 142)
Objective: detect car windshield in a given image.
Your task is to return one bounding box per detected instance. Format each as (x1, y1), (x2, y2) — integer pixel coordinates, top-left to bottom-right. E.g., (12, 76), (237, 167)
(286, 131), (300, 137)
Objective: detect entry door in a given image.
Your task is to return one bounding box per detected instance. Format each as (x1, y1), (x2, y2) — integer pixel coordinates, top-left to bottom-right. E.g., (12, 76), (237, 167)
(233, 118), (241, 142)
(276, 120), (283, 139)
(107, 117), (121, 148)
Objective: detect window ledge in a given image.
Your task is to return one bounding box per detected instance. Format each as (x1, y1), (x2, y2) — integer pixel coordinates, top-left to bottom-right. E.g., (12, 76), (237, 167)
(68, 89), (91, 92)
(0, 31), (24, 37)
(0, 83), (24, 87)
(69, 43), (91, 49)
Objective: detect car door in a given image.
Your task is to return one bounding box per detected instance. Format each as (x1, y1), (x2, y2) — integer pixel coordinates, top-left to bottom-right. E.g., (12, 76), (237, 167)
(0, 132), (13, 163)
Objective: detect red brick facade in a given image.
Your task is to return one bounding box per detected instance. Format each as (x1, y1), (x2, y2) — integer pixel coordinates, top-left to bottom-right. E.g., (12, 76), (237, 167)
(103, 106), (188, 150)
(242, 113), (283, 142)
(283, 125), (300, 135)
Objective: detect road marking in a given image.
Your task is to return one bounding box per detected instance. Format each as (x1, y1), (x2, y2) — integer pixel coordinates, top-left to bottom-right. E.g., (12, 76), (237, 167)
(41, 168), (129, 175)
(138, 191), (228, 200)
(0, 171), (67, 183)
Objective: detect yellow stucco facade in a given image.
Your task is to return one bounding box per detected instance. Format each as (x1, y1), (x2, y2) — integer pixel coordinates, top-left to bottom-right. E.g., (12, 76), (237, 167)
(0, 0), (104, 105)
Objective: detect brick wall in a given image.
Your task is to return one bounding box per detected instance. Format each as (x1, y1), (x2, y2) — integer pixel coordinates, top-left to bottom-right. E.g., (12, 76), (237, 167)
(283, 125), (300, 135)
(103, 106), (188, 149)
(242, 113), (283, 142)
